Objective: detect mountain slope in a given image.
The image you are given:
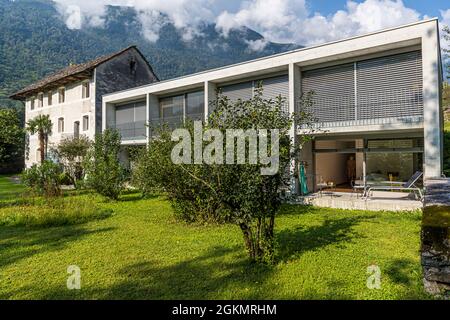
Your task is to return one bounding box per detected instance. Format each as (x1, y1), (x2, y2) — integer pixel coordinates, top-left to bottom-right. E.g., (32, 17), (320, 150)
(0, 0), (301, 108)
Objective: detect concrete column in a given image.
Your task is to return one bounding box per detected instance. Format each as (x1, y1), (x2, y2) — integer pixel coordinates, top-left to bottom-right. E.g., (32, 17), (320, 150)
(103, 102), (115, 132)
(204, 81), (217, 123)
(147, 94), (159, 143)
(422, 21), (443, 179)
(289, 63), (302, 195)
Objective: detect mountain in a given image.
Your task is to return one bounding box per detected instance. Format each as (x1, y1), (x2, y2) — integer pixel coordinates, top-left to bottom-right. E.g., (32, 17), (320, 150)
(0, 0), (301, 109)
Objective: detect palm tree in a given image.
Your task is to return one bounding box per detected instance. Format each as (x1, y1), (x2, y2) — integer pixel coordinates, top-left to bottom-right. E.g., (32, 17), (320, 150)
(26, 114), (52, 163)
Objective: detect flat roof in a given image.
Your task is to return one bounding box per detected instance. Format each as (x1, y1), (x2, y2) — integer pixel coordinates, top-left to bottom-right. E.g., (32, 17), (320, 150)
(104, 18), (438, 100)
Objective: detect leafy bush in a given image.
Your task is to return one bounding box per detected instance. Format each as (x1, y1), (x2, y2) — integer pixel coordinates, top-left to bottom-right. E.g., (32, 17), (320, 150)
(84, 129), (126, 200)
(22, 160), (62, 197)
(52, 135), (91, 188)
(59, 172), (73, 186)
(0, 196), (112, 228)
(133, 86), (315, 263)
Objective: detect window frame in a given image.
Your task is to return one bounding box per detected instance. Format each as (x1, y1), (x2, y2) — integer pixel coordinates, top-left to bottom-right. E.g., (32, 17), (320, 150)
(82, 115), (89, 131)
(58, 117), (64, 133)
(58, 87), (66, 104)
(37, 92), (44, 108)
(47, 90), (53, 106)
(30, 97), (35, 110)
(82, 81), (90, 99)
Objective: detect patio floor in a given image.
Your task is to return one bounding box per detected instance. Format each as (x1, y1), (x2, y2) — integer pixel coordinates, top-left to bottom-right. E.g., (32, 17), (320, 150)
(292, 190), (423, 212)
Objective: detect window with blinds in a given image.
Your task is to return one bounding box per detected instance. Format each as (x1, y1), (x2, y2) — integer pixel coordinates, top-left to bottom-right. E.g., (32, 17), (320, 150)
(356, 51), (423, 120)
(114, 100), (146, 140)
(301, 50), (423, 125)
(219, 81), (253, 102)
(301, 63), (355, 123)
(259, 75), (289, 112)
(218, 75), (289, 112)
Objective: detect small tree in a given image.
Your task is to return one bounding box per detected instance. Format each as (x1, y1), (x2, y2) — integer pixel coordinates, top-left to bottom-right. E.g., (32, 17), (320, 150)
(26, 114), (52, 163)
(0, 108), (24, 171)
(136, 86), (314, 262)
(52, 135), (91, 187)
(22, 160), (62, 197)
(84, 128), (126, 200)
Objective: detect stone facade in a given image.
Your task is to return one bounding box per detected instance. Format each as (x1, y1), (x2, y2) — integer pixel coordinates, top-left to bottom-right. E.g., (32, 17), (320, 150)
(422, 179), (450, 298)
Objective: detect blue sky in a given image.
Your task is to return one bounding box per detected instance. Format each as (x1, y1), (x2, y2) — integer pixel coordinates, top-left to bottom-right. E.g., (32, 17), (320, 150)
(212, 0), (449, 19)
(308, 0), (448, 17)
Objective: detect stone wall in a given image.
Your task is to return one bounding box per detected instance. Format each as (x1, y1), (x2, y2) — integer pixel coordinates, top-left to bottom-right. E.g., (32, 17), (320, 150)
(421, 179), (450, 298)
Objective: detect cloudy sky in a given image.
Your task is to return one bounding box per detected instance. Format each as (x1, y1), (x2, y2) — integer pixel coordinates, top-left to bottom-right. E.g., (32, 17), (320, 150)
(53, 0), (450, 47)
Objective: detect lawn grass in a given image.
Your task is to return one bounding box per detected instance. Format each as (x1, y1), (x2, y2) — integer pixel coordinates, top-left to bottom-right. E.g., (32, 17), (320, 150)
(0, 176), (428, 300)
(0, 174), (25, 200)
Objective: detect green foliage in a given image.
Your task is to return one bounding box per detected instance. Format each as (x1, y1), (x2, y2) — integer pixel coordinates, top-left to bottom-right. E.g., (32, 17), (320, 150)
(22, 160), (62, 197)
(0, 108), (24, 171)
(135, 87), (314, 263)
(0, 196), (112, 228)
(0, 0), (299, 108)
(25, 114), (52, 163)
(52, 135), (91, 187)
(444, 125), (450, 176)
(84, 129), (126, 200)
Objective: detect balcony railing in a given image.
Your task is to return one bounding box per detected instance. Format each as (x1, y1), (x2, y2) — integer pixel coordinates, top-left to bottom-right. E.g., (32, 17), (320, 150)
(298, 88), (424, 129)
(108, 113), (205, 142)
(148, 113), (204, 137)
(108, 120), (146, 141)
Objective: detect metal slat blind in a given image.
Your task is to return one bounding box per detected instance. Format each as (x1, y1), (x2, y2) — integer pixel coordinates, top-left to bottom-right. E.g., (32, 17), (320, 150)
(357, 51), (423, 119)
(115, 103), (134, 125)
(219, 81), (253, 103)
(301, 63), (355, 123)
(259, 75), (289, 112)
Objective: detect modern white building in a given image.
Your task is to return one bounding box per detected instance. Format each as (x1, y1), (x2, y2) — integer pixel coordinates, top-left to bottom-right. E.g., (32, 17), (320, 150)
(11, 46), (159, 167)
(11, 18), (440, 195)
(102, 19), (444, 193)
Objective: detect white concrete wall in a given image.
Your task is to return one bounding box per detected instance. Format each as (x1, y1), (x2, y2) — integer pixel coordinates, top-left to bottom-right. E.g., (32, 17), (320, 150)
(102, 19), (443, 183)
(421, 20), (443, 179)
(25, 79), (95, 167)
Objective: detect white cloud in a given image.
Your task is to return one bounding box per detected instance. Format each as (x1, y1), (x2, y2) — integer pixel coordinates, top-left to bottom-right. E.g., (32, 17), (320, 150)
(246, 39), (268, 52)
(53, 0), (215, 41)
(216, 0), (422, 45)
(52, 0), (450, 51)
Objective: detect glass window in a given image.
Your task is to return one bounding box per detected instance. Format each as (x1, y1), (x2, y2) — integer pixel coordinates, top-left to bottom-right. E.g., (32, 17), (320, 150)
(37, 93), (44, 108)
(58, 88), (65, 104)
(48, 91), (52, 106)
(186, 91), (204, 118)
(160, 95), (184, 119)
(82, 115), (89, 131)
(30, 98), (35, 110)
(58, 117), (64, 133)
(82, 82), (90, 99)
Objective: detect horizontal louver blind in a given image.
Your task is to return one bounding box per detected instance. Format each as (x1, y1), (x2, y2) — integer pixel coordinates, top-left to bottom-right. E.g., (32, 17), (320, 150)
(219, 81), (253, 102)
(259, 75), (289, 112)
(302, 63), (355, 123)
(357, 51), (423, 119)
(115, 103), (134, 125)
(135, 101), (146, 121)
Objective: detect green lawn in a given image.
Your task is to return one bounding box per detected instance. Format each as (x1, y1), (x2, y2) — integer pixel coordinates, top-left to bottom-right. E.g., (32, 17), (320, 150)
(0, 177), (427, 300)
(0, 175), (25, 200)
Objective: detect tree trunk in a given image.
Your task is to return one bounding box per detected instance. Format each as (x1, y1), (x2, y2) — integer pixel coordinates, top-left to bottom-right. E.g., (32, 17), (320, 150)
(39, 130), (45, 163)
(240, 223), (255, 261)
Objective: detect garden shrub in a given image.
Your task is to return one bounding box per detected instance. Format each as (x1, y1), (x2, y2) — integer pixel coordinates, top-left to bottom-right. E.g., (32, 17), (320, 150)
(52, 135), (91, 188)
(22, 160), (62, 197)
(84, 129), (126, 200)
(133, 86), (315, 263)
